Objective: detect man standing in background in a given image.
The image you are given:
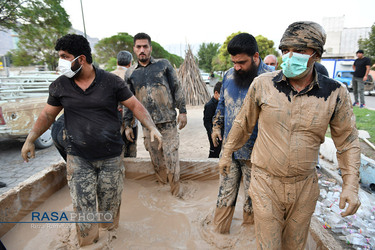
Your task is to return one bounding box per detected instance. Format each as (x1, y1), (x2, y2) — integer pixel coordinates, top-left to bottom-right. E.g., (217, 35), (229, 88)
(352, 49), (371, 108)
(203, 81), (222, 158)
(124, 32), (187, 196)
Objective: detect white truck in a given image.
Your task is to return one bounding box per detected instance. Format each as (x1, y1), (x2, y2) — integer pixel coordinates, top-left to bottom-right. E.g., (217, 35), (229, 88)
(321, 59), (374, 94)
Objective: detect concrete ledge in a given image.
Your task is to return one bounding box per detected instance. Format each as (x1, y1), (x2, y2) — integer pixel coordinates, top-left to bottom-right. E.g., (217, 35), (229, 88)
(0, 162), (67, 238)
(124, 158), (219, 181)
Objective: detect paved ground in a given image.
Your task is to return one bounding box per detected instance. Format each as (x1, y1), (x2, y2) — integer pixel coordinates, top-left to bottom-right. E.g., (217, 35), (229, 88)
(0, 139), (63, 195)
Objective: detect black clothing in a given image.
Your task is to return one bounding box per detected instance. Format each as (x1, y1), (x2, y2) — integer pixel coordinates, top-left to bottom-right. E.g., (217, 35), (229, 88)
(353, 57), (371, 77)
(51, 114), (67, 161)
(314, 62), (329, 77)
(48, 67), (133, 160)
(203, 97), (222, 158)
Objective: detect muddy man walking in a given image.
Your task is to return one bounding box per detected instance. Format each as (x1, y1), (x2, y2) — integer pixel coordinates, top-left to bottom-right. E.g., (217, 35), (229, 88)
(219, 21), (361, 249)
(124, 33), (187, 196)
(21, 34), (162, 247)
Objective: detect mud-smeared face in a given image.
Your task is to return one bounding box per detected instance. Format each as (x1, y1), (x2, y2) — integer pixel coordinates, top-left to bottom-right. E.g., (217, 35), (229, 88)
(134, 39), (152, 65)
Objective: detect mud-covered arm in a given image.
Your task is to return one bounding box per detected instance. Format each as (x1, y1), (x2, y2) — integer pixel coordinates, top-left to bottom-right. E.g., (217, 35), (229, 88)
(123, 74), (135, 128)
(329, 87), (361, 216)
(121, 96), (162, 149)
(21, 104), (63, 162)
(166, 61), (186, 114)
(211, 85), (225, 146)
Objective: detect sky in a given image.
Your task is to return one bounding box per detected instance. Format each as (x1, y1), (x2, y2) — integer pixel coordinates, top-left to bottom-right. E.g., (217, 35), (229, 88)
(61, 0), (375, 57)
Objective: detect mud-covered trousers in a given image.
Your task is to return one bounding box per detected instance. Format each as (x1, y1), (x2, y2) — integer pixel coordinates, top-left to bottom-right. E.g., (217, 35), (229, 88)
(250, 166), (319, 250)
(143, 121), (180, 196)
(66, 154), (125, 247)
(213, 159), (253, 233)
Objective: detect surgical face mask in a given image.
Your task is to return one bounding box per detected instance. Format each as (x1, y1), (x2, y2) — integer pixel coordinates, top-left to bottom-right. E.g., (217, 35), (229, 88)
(281, 52), (315, 78)
(267, 65), (276, 71)
(57, 56), (82, 78)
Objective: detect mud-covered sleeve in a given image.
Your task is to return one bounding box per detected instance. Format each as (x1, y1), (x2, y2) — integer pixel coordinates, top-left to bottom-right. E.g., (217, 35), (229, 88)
(329, 87), (361, 188)
(123, 72), (135, 128)
(47, 80), (62, 107)
(223, 80), (261, 153)
(212, 81), (225, 131)
(166, 61), (186, 114)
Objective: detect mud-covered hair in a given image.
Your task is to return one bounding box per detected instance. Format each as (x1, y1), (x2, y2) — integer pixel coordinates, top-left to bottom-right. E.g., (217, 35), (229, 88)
(55, 34), (92, 63)
(227, 33), (258, 57)
(279, 21), (326, 56)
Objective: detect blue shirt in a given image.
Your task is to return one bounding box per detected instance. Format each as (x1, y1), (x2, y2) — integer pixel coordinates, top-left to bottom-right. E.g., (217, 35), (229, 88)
(213, 60), (272, 160)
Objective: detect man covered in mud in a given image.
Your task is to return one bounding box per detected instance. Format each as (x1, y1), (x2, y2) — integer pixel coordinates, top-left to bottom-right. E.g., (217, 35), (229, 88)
(219, 21), (361, 249)
(21, 34), (162, 247)
(124, 32), (187, 196)
(211, 33), (272, 233)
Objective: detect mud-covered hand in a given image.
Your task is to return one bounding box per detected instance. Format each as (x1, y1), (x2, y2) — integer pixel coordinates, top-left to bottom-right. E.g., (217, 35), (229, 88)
(150, 127), (163, 150)
(177, 113), (187, 130)
(211, 127), (222, 147)
(339, 184), (361, 217)
(218, 150), (231, 176)
(21, 141), (35, 163)
(125, 127), (134, 142)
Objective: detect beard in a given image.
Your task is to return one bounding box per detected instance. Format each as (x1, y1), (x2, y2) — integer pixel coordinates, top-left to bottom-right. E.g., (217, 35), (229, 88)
(233, 58), (258, 88)
(138, 53), (150, 63)
(71, 59), (82, 78)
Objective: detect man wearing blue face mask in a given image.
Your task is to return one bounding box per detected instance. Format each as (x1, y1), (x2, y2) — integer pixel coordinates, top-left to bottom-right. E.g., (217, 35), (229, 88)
(264, 54), (278, 71)
(219, 21), (361, 249)
(21, 34), (162, 247)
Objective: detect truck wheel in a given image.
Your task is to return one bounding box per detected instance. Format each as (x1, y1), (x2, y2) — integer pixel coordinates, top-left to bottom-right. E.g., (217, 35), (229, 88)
(34, 127), (53, 149)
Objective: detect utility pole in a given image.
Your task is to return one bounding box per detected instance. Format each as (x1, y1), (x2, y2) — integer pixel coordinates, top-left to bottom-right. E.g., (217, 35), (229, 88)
(80, 0), (87, 38)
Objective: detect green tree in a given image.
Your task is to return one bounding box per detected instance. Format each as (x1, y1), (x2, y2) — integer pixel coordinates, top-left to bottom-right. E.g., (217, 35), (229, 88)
(0, 0), (36, 31)
(94, 33), (183, 69)
(255, 35), (278, 60)
(9, 49), (33, 66)
(197, 42), (221, 73)
(358, 23), (375, 65)
(212, 32), (278, 72)
(212, 32), (241, 72)
(150, 41), (183, 67)
(94, 32), (134, 67)
(7, 0), (71, 70)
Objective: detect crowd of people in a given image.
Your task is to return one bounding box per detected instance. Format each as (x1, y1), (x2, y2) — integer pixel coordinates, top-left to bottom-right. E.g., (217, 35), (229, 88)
(19, 21), (362, 249)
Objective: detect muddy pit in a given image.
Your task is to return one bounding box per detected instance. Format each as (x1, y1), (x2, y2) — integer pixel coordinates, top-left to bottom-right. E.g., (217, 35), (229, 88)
(0, 107), (341, 249)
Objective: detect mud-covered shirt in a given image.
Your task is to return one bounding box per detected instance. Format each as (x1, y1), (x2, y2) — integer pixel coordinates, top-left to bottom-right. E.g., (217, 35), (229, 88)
(225, 69), (361, 177)
(213, 60), (272, 160)
(47, 66), (133, 160)
(124, 57), (186, 126)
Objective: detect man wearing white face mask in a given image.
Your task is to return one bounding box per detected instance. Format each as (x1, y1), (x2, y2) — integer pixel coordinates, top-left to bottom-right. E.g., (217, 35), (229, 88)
(219, 21), (361, 249)
(21, 34), (162, 247)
